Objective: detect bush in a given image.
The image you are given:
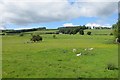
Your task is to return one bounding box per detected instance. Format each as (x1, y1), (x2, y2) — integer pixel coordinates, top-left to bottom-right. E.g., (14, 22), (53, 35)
(79, 29), (84, 35)
(110, 33), (113, 35)
(87, 31), (91, 35)
(1, 33), (5, 35)
(19, 33), (24, 36)
(53, 35), (56, 39)
(30, 33), (33, 36)
(106, 63), (118, 70)
(31, 35), (42, 42)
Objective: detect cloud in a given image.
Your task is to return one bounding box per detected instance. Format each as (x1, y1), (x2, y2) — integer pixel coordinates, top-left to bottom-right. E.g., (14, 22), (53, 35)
(0, 24), (6, 30)
(73, 2), (118, 17)
(63, 23), (79, 27)
(85, 23), (111, 29)
(0, 0), (118, 27)
(85, 23), (101, 27)
(76, 0), (119, 2)
(14, 27), (35, 30)
(0, 26), (6, 30)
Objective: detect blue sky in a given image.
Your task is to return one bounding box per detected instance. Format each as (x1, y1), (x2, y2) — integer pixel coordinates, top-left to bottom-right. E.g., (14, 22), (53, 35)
(0, 0), (118, 30)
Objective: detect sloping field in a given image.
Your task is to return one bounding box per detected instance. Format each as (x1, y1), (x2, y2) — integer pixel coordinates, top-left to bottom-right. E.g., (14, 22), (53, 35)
(2, 29), (118, 78)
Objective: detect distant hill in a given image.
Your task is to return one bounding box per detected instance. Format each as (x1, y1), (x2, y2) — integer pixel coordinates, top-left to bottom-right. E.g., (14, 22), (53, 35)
(2, 27), (46, 34)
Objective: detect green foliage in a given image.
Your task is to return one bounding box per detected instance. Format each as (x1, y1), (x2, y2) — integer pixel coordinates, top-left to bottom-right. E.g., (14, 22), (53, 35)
(106, 63), (118, 70)
(31, 35), (42, 42)
(79, 29), (84, 35)
(19, 33), (24, 36)
(73, 28), (80, 35)
(112, 24), (117, 29)
(53, 34), (56, 39)
(112, 20), (120, 43)
(87, 31), (92, 35)
(58, 26), (87, 34)
(5, 27), (46, 34)
(113, 25), (118, 38)
(30, 33), (33, 36)
(110, 33), (113, 35)
(1, 33), (5, 35)
(117, 20), (120, 42)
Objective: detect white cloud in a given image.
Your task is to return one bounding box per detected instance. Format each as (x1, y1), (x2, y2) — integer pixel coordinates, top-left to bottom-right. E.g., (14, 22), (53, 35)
(14, 27), (34, 30)
(85, 23), (111, 29)
(86, 23), (101, 27)
(0, 0), (118, 27)
(76, 0), (119, 2)
(102, 24), (112, 27)
(63, 23), (79, 27)
(0, 24), (6, 30)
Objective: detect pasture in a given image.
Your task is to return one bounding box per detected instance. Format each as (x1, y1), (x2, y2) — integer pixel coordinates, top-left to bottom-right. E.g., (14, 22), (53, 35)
(2, 29), (118, 78)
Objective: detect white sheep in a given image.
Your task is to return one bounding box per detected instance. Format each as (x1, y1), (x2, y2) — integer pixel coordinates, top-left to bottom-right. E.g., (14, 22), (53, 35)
(85, 48), (94, 51)
(89, 48), (93, 50)
(76, 53), (82, 56)
(73, 49), (77, 53)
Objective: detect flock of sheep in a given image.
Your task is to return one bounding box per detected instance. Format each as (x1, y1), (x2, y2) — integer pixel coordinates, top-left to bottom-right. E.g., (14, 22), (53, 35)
(72, 48), (94, 56)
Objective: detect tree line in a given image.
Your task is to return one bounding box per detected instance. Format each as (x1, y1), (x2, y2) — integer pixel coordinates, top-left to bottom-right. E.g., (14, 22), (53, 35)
(58, 26), (87, 35)
(112, 20), (120, 43)
(2, 27), (46, 34)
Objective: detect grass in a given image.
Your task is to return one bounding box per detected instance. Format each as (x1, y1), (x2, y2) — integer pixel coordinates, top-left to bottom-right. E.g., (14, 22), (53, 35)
(2, 29), (118, 78)
(84, 29), (113, 35)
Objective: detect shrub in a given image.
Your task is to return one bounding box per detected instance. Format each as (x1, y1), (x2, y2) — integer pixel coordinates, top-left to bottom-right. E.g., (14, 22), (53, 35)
(1, 33), (5, 35)
(87, 31), (91, 35)
(106, 63), (118, 70)
(110, 33), (113, 35)
(30, 33), (33, 36)
(53, 35), (56, 39)
(19, 33), (24, 36)
(45, 32), (55, 34)
(31, 35), (42, 42)
(79, 29), (84, 35)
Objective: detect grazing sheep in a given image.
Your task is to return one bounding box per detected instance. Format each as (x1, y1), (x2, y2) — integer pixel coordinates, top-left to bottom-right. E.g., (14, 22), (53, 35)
(85, 48), (94, 51)
(89, 48), (93, 50)
(73, 49), (77, 53)
(76, 53), (82, 56)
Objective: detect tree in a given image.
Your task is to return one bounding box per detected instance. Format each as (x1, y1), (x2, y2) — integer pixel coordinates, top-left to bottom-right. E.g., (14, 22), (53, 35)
(82, 25), (86, 30)
(87, 31), (91, 35)
(79, 29), (84, 35)
(53, 34), (56, 39)
(58, 26), (87, 34)
(31, 35), (42, 42)
(73, 28), (80, 35)
(112, 20), (120, 43)
(112, 24), (117, 29)
(117, 20), (120, 43)
(69, 30), (74, 35)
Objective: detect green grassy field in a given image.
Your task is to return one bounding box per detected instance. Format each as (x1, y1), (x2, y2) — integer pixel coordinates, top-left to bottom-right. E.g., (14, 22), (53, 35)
(2, 29), (118, 78)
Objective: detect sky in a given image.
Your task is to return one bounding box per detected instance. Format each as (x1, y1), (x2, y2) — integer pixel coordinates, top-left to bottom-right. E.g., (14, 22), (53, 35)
(0, 0), (119, 30)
